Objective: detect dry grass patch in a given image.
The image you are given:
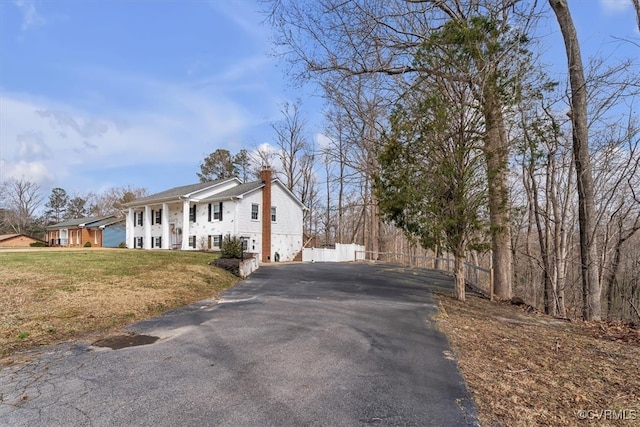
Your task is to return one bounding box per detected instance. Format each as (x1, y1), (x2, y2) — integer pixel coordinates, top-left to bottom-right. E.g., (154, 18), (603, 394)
(0, 249), (239, 365)
(436, 294), (640, 426)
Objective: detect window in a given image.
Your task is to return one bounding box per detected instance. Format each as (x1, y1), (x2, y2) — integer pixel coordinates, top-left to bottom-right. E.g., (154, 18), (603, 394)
(189, 205), (197, 222)
(240, 237), (249, 251)
(189, 235), (196, 248)
(271, 207), (277, 222)
(136, 237), (143, 248)
(152, 209), (162, 225)
(208, 234), (222, 249)
(251, 204), (259, 220)
(208, 203), (223, 221)
(154, 236), (162, 248)
(137, 212), (143, 226)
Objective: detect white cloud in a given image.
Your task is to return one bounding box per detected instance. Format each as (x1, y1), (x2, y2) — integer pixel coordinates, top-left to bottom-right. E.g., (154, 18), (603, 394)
(206, 0), (266, 41)
(599, 0), (634, 13)
(314, 133), (333, 150)
(15, 131), (52, 161)
(0, 159), (55, 183)
(13, 0), (45, 31)
(0, 75), (261, 190)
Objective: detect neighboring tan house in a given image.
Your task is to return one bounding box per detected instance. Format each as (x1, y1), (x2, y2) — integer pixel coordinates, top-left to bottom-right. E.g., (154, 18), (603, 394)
(125, 169), (305, 262)
(0, 234), (45, 248)
(45, 216), (125, 248)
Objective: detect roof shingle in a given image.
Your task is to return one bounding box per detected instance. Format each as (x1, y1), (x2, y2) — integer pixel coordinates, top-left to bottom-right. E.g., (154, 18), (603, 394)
(127, 178), (235, 205)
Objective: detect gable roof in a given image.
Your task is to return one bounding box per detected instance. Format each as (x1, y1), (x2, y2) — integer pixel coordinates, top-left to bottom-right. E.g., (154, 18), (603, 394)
(199, 179), (307, 209)
(126, 177), (238, 206)
(200, 181), (264, 203)
(0, 234), (44, 243)
(87, 217), (124, 228)
(45, 216), (119, 230)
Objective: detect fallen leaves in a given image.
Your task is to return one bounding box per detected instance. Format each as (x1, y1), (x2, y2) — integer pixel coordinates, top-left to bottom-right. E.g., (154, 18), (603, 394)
(436, 293), (640, 427)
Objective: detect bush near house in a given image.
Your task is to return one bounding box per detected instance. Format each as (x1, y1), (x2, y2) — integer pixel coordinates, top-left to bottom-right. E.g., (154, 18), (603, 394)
(220, 235), (243, 259)
(84, 242), (92, 247)
(29, 242), (46, 247)
(211, 235), (245, 276)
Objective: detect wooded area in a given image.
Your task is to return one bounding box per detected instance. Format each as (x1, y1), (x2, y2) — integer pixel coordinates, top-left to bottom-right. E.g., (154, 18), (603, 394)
(260, 0), (639, 322)
(2, 0), (638, 323)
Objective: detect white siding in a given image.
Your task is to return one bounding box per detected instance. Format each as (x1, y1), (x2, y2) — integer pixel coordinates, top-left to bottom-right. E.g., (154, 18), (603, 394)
(126, 179), (304, 261)
(270, 183), (304, 261)
(234, 190), (263, 257)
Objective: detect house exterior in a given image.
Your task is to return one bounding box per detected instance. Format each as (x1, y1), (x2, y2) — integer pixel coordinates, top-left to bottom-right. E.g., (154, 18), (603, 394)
(0, 234), (45, 248)
(45, 216), (126, 248)
(125, 169), (305, 262)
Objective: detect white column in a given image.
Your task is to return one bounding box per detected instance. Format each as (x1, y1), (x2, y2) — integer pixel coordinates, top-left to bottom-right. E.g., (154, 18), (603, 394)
(233, 201), (239, 236)
(181, 200), (190, 250)
(127, 208), (135, 248)
(144, 206), (152, 249)
(161, 202), (170, 249)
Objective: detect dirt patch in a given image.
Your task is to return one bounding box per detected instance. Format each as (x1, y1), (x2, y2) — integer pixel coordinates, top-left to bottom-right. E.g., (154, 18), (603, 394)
(436, 293), (640, 426)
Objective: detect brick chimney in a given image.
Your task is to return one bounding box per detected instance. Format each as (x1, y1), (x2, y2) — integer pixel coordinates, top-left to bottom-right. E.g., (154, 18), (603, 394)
(260, 168), (272, 263)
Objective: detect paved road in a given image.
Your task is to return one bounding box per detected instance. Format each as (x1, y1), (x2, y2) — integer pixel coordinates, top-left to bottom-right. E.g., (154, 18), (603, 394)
(0, 263), (478, 426)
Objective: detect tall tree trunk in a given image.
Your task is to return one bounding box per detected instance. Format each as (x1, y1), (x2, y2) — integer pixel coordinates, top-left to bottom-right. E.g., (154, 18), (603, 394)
(633, 0), (640, 31)
(551, 150), (571, 318)
(483, 87), (513, 301)
(530, 156), (555, 316)
(549, 0), (601, 321)
(454, 254), (466, 302)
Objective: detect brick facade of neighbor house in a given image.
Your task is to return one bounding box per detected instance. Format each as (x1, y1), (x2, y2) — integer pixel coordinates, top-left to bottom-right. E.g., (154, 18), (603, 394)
(0, 234), (45, 247)
(45, 216), (124, 248)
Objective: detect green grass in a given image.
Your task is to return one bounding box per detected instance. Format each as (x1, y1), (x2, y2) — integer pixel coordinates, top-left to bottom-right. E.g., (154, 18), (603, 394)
(0, 249), (239, 363)
(0, 249), (219, 277)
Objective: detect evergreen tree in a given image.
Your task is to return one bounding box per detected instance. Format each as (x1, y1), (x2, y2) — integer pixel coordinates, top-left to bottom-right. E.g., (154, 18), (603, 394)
(44, 187), (69, 224)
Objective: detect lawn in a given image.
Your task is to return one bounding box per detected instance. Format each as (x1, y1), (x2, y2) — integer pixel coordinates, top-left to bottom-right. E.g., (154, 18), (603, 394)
(436, 293), (640, 426)
(0, 249), (239, 364)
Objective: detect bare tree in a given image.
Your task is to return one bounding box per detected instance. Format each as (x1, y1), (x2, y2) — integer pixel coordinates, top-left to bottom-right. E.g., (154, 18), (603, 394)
(0, 178), (44, 235)
(89, 186), (148, 218)
(265, 0), (541, 299)
(549, 0), (602, 320)
(272, 101), (309, 193)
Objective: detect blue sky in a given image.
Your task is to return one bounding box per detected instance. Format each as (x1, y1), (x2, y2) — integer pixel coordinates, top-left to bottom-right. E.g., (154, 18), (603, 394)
(0, 0), (638, 197)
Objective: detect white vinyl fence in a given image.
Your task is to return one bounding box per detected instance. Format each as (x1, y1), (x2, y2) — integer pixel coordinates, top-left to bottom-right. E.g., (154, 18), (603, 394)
(302, 243), (366, 263)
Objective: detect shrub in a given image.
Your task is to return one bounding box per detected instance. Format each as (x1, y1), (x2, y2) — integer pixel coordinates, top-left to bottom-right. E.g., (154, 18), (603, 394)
(118, 242), (126, 248)
(84, 242), (92, 247)
(220, 235), (243, 259)
(211, 258), (242, 276)
(29, 242), (46, 247)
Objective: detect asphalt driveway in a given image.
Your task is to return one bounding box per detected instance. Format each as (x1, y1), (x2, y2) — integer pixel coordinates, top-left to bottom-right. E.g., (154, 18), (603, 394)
(0, 263), (478, 426)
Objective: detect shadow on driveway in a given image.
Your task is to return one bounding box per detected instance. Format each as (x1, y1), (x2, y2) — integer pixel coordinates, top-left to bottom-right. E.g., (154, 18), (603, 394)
(0, 262), (478, 426)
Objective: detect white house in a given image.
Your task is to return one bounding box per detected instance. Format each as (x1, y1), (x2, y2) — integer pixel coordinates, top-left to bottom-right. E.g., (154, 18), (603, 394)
(125, 169), (306, 262)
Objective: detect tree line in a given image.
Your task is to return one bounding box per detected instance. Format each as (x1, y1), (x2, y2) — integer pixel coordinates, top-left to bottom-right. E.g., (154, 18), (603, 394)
(4, 0), (638, 324)
(260, 0), (640, 322)
(0, 180), (147, 237)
